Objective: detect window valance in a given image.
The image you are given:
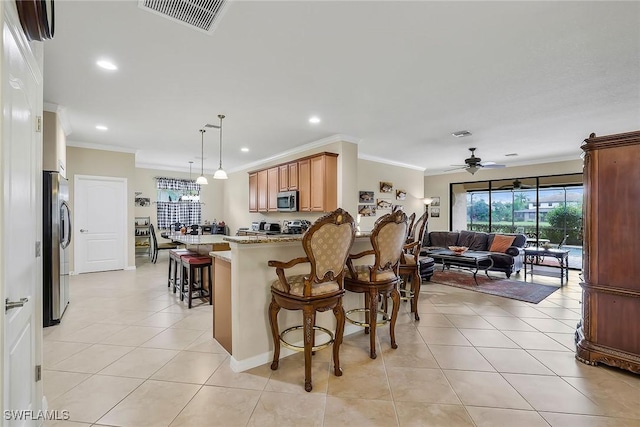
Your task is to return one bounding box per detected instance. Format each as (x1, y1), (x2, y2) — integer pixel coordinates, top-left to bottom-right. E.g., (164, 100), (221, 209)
(156, 177), (200, 192)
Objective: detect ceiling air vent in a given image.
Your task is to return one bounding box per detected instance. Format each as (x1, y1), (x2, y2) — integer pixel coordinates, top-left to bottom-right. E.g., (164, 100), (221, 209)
(139, 0), (229, 35)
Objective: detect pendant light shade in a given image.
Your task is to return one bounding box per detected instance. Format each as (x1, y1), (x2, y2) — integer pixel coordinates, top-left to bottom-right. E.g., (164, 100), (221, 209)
(213, 114), (228, 180)
(196, 129), (208, 185)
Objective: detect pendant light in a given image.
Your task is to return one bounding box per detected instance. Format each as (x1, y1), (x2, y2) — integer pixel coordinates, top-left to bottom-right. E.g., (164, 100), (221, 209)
(196, 129), (208, 185)
(213, 114), (228, 180)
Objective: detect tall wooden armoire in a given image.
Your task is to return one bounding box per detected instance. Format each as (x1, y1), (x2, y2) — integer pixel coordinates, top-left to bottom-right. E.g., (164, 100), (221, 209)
(576, 130), (640, 373)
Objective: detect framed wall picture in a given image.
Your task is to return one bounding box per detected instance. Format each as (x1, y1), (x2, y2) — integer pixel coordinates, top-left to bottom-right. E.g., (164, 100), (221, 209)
(396, 189), (406, 200)
(430, 208), (440, 218)
(430, 197), (440, 207)
(376, 198), (392, 210)
(359, 191), (375, 203)
(358, 205), (376, 217)
(380, 181), (393, 193)
(135, 197), (151, 207)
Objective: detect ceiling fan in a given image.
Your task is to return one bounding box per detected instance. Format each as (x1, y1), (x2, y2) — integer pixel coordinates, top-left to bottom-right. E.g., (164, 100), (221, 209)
(499, 178), (535, 190)
(446, 147), (506, 175)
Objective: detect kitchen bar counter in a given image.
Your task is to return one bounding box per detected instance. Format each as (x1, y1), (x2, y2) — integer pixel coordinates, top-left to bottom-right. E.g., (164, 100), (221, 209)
(218, 233), (375, 372)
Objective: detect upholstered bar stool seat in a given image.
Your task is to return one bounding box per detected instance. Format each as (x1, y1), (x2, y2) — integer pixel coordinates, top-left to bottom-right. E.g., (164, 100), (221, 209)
(419, 256), (435, 281)
(344, 210), (408, 359)
(180, 255), (212, 309)
(168, 248), (197, 292)
(268, 208), (356, 392)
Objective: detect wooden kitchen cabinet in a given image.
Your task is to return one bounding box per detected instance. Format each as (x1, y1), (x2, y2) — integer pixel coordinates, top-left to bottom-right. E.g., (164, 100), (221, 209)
(248, 172), (258, 212)
(267, 167), (279, 212)
(257, 169), (268, 212)
(278, 162), (298, 191)
(248, 152), (337, 213)
(297, 153), (337, 212)
(576, 130), (640, 374)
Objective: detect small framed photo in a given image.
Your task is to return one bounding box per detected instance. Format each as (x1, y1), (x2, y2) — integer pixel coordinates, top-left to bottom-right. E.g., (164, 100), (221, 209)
(135, 197), (151, 207)
(358, 205), (376, 217)
(396, 189), (406, 200)
(359, 191), (374, 203)
(430, 208), (440, 218)
(376, 199), (392, 210)
(430, 197), (440, 207)
(380, 181), (393, 193)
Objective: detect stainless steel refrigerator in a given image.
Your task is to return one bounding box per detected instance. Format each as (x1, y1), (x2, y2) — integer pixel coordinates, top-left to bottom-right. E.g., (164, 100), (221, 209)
(43, 171), (72, 327)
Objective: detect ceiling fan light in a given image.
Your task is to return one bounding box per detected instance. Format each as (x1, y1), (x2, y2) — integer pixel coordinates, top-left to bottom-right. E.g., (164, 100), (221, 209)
(196, 175), (208, 185)
(467, 165), (479, 175)
(213, 168), (228, 180)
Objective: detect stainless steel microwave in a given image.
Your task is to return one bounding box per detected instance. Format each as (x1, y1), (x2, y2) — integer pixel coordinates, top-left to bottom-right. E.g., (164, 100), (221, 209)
(277, 190), (298, 212)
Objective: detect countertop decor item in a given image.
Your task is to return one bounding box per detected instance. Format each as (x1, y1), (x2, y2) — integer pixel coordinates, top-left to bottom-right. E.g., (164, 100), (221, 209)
(448, 246), (468, 254)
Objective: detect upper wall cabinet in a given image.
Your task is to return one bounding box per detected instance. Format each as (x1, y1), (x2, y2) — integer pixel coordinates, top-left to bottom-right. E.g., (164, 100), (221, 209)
(278, 162), (298, 191)
(298, 153), (338, 212)
(248, 152), (338, 213)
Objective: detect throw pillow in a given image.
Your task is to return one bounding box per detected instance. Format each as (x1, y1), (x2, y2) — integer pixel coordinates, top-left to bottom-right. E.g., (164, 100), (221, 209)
(489, 235), (516, 253)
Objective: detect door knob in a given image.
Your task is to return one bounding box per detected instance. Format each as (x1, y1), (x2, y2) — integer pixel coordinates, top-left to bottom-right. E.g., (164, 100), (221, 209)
(5, 297), (28, 312)
(80, 229), (88, 233)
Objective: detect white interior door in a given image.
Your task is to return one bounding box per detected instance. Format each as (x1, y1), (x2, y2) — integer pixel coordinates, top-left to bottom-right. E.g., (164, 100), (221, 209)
(74, 176), (127, 273)
(2, 2), (43, 422)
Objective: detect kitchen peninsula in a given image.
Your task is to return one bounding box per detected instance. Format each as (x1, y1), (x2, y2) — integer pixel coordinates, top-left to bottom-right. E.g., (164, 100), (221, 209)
(214, 232), (375, 372)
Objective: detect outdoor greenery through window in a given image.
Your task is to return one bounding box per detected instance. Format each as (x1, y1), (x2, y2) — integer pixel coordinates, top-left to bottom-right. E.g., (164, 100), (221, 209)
(451, 173), (583, 268)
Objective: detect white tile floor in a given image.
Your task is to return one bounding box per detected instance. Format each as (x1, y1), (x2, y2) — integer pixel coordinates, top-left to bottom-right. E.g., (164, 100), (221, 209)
(43, 253), (640, 426)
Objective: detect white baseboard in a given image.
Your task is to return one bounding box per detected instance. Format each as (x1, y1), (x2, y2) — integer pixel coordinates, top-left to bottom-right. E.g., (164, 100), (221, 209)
(229, 324), (361, 372)
(124, 265), (136, 271)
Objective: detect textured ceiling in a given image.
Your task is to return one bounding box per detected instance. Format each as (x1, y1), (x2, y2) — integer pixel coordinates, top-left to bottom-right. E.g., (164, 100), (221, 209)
(43, 1), (640, 175)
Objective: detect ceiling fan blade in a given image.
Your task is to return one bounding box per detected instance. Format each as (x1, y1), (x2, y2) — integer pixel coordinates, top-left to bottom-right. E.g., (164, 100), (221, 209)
(444, 166), (466, 172)
(481, 161), (497, 166)
(482, 164), (506, 169)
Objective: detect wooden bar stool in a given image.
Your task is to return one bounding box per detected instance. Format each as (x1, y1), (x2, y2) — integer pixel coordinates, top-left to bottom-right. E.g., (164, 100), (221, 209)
(344, 210), (407, 359)
(181, 255), (213, 308)
(399, 211), (428, 321)
(168, 248), (196, 293)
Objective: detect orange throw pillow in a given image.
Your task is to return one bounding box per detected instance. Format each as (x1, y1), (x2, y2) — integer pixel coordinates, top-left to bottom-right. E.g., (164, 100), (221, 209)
(489, 235), (516, 253)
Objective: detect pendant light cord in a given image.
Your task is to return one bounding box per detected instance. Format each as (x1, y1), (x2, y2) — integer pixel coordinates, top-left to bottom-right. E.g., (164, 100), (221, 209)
(200, 129), (206, 175)
(218, 114), (225, 169)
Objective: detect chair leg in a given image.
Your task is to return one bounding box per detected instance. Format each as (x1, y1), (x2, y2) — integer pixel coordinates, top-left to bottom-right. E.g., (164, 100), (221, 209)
(412, 269), (420, 321)
(188, 265), (196, 309)
(368, 288), (378, 359)
(389, 286), (400, 350)
(207, 265), (213, 305)
(332, 300), (345, 377)
(303, 306), (315, 392)
(364, 294), (370, 335)
(167, 257), (173, 288)
(268, 298), (281, 371)
(180, 263), (186, 301)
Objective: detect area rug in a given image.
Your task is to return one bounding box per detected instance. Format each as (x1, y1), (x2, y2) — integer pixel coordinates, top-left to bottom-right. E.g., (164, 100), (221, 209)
(429, 269), (559, 304)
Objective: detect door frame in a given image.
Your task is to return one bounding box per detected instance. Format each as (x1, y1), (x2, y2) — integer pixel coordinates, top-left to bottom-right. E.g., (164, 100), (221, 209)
(73, 175), (128, 274)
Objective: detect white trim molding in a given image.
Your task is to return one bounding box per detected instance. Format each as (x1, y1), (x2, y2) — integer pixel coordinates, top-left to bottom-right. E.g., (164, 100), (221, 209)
(358, 153), (426, 171)
(67, 140), (138, 154)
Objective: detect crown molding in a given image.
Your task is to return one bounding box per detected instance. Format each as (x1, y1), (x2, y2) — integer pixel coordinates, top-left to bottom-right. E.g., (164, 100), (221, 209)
(135, 162), (216, 174)
(67, 140), (137, 154)
(357, 153), (425, 172)
(43, 102), (73, 136)
(230, 134), (361, 173)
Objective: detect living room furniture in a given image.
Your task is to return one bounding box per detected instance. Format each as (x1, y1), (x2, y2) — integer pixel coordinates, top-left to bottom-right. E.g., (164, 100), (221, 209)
(524, 247), (569, 285)
(428, 249), (494, 285)
(576, 130), (640, 374)
(345, 210), (407, 359)
(423, 231), (526, 278)
(267, 209), (356, 392)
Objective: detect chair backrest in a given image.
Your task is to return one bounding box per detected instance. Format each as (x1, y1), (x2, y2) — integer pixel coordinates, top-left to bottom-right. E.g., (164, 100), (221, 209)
(408, 211), (428, 255)
(370, 210), (408, 277)
(149, 223), (158, 256)
(406, 212), (416, 240)
(302, 208), (356, 293)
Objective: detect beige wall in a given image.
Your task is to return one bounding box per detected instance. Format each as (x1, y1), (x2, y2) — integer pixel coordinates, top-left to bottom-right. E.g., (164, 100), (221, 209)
(133, 167), (224, 228)
(357, 159), (425, 231)
(67, 147), (136, 270)
(424, 159), (584, 231)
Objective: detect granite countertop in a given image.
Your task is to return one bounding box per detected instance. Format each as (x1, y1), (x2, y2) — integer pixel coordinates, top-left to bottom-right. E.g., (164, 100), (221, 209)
(223, 231), (372, 245)
(169, 234), (228, 245)
(209, 250), (232, 262)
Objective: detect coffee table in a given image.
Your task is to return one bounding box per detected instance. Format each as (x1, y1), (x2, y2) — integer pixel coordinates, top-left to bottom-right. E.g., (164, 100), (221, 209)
(524, 247), (570, 285)
(427, 249), (494, 286)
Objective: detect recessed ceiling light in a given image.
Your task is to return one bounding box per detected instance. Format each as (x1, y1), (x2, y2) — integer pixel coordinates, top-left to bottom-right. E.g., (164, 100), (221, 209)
(452, 130), (472, 138)
(95, 125), (108, 131)
(96, 60), (118, 70)
(241, 147), (249, 152)
(309, 116), (321, 124)
(505, 153), (519, 157)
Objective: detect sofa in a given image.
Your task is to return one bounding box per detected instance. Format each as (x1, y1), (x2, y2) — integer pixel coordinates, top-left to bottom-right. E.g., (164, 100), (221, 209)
(422, 230), (527, 278)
